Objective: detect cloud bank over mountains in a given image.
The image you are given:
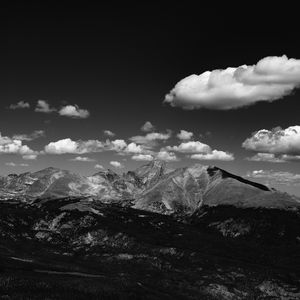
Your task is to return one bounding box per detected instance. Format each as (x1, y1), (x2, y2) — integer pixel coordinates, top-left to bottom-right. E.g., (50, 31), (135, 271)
(0, 124), (235, 165)
(165, 55), (300, 110)
(247, 170), (300, 187)
(243, 125), (300, 162)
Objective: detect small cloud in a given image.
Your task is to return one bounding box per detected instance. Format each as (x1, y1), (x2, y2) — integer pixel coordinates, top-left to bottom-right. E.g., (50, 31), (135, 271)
(246, 170), (300, 186)
(141, 121), (155, 132)
(191, 150), (234, 161)
(94, 164), (104, 169)
(58, 104), (90, 119)
(246, 153), (285, 163)
(130, 131), (172, 148)
(70, 156), (95, 162)
(13, 130), (45, 141)
(108, 139), (127, 151)
(5, 162), (29, 167)
(131, 154), (154, 161)
(9, 101), (30, 109)
(156, 150), (178, 162)
(103, 130), (115, 137)
(35, 100), (56, 113)
(177, 130), (194, 140)
(281, 154), (300, 162)
(168, 141), (211, 153)
(110, 161), (124, 168)
(125, 143), (144, 154)
(22, 154), (38, 160)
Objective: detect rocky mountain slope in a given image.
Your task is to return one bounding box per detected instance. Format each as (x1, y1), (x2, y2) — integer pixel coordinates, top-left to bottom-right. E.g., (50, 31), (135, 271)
(1, 161), (299, 212)
(0, 161), (299, 299)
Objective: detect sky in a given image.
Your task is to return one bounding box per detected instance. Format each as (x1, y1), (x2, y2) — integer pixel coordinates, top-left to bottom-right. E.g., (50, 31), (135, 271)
(2, 4), (300, 196)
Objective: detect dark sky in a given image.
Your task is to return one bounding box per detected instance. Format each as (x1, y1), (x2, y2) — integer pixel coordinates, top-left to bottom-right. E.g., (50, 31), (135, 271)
(2, 4), (300, 195)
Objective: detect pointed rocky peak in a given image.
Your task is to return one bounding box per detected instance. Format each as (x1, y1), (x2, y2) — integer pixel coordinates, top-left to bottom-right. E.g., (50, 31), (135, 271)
(134, 160), (166, 177)
(206, 166), (270, 191)
(132, 160), (169, 187)
(93, 169), (120, 182)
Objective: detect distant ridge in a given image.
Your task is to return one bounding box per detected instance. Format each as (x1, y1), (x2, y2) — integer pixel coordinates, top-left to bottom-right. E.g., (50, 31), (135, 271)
(0, 161), (299, 212)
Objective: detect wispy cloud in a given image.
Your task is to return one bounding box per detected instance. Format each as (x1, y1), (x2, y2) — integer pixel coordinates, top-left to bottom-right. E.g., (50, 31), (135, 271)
(13, 130), (45, 141)
(191, 150), (234, 161)
(130, 131), (172, 148)
(246, 153), (285, 163)
(35, 100), (56, 113)
(131, 154), (154, 161)
(246, 170), (300, 186)
(94, 164), (104, 169)
(9, 101), (30, 110)
(103, 130), (115, 137)
(70, 156), (95, 162)
(5, 162), (29, 167)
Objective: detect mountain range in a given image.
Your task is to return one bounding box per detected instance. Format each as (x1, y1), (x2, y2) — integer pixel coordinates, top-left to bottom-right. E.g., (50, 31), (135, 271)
(1, 161), (299, 211)
(0, 161), (300, 299)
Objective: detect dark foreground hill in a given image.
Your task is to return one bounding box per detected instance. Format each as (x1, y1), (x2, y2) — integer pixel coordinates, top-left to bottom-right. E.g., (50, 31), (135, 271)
(0, 162), (300, 299)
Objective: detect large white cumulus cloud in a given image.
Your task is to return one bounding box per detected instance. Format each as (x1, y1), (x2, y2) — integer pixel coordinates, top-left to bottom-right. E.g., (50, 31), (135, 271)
(0, 132), (38, 159)
(44, 138), (104, 154)
(165, 55), (300, 110)
(242, 125), (300, 155)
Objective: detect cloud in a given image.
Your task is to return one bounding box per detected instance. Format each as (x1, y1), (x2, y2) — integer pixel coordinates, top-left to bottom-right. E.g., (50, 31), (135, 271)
(281, 155), (300, 162)
(103, 130), (115, 137)
(44, 138), (104, 154)
(107, 140), (149, 156)
(12, 130), (45, 141)
(242, 125), (300, 156)
(110, 161), (124, 168)
(130, 131), (172, 148)
(9, 101), (30, 109)
(5, 162), (29, 167)
(167, 140), (234, 161)
(168, 141), (211, 153)
(177, 130), (194, 140)
(246, 170), (300, 186)
(23, 154), (38, 160)
(246, 153), (285, 163)
(58, 105), (90, 119)
(131, 154), (154, 161)
(94, 164), (104, 169)
(165, 55), (300, 110)
(125, 143), (144, 154)
(0, 133), (38, 157)
(109, 139), (127, 151)
(70, 156), (95, 162)
(191, 150), (234, 161)
(141, 121), (155, 132)
(157, 150), (178, 161)
(35, 100), (56, 113)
